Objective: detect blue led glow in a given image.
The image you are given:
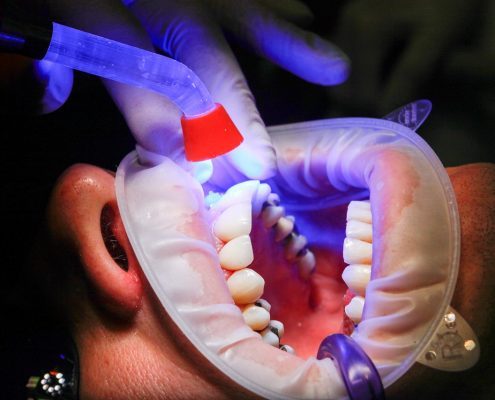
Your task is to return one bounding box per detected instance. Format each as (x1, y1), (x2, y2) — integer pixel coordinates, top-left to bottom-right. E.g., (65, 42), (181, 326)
(192, 160), (213, 184)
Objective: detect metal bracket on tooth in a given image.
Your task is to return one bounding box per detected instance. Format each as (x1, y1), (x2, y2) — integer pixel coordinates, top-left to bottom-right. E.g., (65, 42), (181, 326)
(417, 305), (480, 371)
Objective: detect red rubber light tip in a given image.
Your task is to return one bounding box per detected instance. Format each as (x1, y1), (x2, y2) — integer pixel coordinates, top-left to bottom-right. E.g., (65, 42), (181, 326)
(181, 104), (244, 162)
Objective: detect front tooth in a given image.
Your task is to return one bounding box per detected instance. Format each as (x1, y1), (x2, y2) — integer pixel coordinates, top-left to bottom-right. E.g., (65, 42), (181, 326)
(213, 180), (260, 210)
(298, 249), (316, 279)
(346, 220), (372, 243)
(275, 216), (295, 241)
(219, 235), (254, 271)
(261, 327), (280, 347)
(343, 238), (372, 264)
(347, 201), (372, 224)
(227, 268), (265, 305)
(342, 264), (371, 296)
(344, 296), (365, 323)
(262, 206), (285, 228)
(268, 320), (285, 338)
(213, 203), (252, 242)
(242, 304), (270, 331)
(284, 234), (308, 260)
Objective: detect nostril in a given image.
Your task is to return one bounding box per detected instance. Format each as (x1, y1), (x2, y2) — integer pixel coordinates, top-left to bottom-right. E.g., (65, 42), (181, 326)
(100, 203), (129, 271)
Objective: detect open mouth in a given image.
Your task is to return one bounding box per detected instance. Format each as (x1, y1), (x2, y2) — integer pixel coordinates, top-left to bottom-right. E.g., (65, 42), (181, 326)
(115, 119), (460, 399)
(205, 180), (374, 357)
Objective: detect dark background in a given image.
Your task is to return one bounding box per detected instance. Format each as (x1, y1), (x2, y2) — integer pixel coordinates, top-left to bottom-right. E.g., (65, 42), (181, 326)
(1, 0), (493, 398)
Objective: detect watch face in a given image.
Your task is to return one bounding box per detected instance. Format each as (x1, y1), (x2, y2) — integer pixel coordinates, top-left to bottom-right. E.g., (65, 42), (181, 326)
(24, 332), (78, 400)
(38, 370), (67, 397)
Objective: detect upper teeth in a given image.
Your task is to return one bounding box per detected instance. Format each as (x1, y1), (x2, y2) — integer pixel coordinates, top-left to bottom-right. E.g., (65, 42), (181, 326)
(227, 268), (265, 305)
(284, 233), (308, 260)
(342, 264), (371, 296)
(241, 303), (271, 331)
(262, 205), (285, 228)
(343, 238), (372, 264)
(218, 235), (254, 271)
(344, 296), (365, 323)
(346, 220), (372, 242)
(274, 216), (295, 241)
(342, 200), (373, 325)
(347, 200), (372, 224)
(213, 203), (252, 242)
(210, 181), (316, 355)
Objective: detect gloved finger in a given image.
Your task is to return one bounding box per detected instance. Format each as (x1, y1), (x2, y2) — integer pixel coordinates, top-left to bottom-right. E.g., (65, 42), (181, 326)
(0, 54), (71, 115)
(46, 0), (185, 162)
(204, 0), (349, 85)
(33, 60), (73, 114)
(127, 0), (276, 183)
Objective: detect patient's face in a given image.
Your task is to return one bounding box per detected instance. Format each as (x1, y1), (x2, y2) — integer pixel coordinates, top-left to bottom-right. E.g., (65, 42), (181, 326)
(44, 162), (494, 399)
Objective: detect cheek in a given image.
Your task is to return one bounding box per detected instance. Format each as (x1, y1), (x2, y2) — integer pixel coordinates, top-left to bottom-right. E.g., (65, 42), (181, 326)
(448, 165), (495, 338)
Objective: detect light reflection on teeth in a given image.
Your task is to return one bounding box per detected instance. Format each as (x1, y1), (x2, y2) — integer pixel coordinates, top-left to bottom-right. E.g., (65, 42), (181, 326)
(241, 303), (270, 331)
(345, 296), (365, 323)
(218, 235), (254, 271)
(345, 220), (372, 243)
(342, 264), (371, 296)
(213, 203), (252, 242)
(227, 268), (265, 305)
(343, 237), (372, 264)
(346, 200), (372, 224)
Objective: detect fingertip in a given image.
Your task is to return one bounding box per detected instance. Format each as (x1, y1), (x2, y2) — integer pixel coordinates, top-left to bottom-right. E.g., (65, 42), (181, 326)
(34, 60), (73, 113)
(228, 143), (277, 180)
(298, 36), (351, 85)
(320, 57), (351, 86)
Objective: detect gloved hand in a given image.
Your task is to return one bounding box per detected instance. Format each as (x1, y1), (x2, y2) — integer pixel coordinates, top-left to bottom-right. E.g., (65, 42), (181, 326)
(42, 0), (349, 184)
(329, 0), (478, 114)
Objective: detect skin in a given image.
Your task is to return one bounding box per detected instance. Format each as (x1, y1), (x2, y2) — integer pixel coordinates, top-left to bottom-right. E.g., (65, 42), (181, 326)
(33, 162), (495, 399)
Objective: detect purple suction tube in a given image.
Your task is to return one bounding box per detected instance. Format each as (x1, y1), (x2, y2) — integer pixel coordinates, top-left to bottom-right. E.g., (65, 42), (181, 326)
(317, 334), (385, 400)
